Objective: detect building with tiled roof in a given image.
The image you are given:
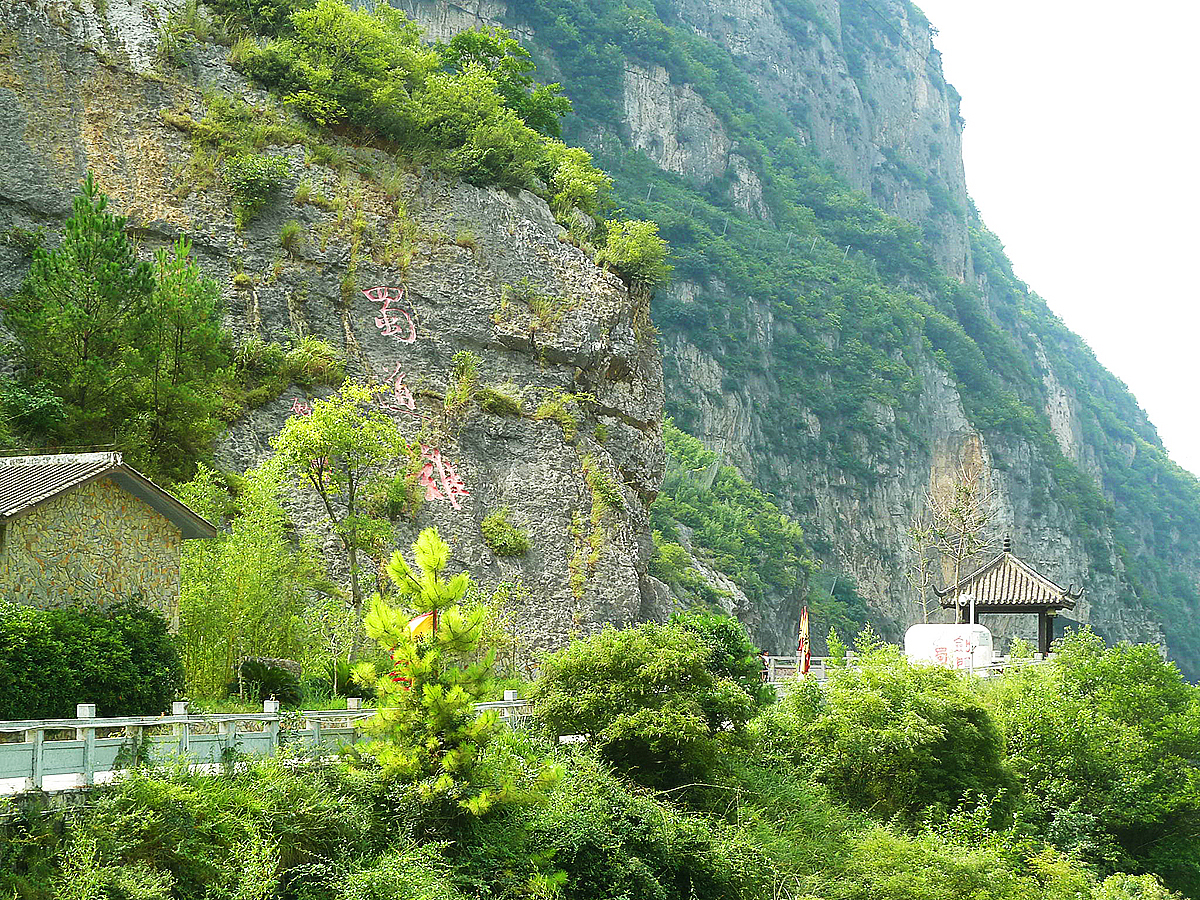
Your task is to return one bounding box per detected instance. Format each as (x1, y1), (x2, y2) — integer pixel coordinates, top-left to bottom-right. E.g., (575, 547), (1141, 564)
(935, 537), (1083, 654)
(0, 452), (216, 626)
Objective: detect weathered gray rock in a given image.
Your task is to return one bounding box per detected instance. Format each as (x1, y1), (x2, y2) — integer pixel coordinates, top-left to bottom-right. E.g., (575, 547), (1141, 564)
(0, 0), (666, 656)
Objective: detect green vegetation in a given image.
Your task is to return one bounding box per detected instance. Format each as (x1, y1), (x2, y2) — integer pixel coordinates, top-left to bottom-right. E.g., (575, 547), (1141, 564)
(2, 176), (232, 483)
(534, 390), (590, 442)
(175, 464), (332, 699)
(444, 350), (481, 424)
(357, 528), (554, 816)
(595, 219), (671, 293)
(272, 381), (409, 609)
(7, 626), (1196, 900)
(650, 421), (815, 609)
(224, 152), (290, 228)
(513, 0), (1200, 674)
(223, 0), (610, 231)
(532, 621), (757, 789)
(0, 599), (182, 719)
(476, 384), (523, 417)
(480, 506), (531, 557)
(497, 277), (579, 331)
(232, 335), (345, 413)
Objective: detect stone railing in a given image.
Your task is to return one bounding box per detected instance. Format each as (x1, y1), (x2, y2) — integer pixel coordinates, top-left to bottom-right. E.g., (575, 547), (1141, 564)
(0, 694), (531, 797)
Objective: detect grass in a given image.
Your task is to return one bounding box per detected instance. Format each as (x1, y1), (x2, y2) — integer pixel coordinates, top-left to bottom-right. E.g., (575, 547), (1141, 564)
(477, 385), (524, 417)
(280, 219), (304, 253)
(480, 506), (531, 557)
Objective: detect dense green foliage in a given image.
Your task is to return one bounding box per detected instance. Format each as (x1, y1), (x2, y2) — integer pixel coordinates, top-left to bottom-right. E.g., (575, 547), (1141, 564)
(757, 642), (1014, 823)
(0, 599), (183, 719)
(989, 631), (1200, 893)
(671, 607), (775, 708)
(479, 506), (531, 557)
(2, 176), (232, 482)
(4, 628), (1197, 900)
(358, 528), (504, 813)
(650, 421), (815, 608)
(234, 658), (303, 705)
(176, 464), (333, 699)
(532, 621), (756, 788)
(226, 0), (610, 226)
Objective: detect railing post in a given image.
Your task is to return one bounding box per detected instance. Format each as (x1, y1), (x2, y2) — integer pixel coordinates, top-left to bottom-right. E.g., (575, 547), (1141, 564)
(263, 700), (281, 757)
(175, 705), (190, 757)
(309, 715), (322, 750)
(77, 703), (97, 787)
(218, 720), (237, 765)
(28, 727), (44, 792)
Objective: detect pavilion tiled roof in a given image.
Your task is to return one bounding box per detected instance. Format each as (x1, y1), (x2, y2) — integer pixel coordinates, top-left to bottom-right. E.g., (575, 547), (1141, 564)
(0, 452), (217, 539)
(934, 545), (1082, 611)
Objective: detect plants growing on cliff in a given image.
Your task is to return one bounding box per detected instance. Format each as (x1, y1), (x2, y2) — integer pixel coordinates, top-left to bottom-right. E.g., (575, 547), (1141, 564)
(223, 0), (608, 229)
(480, 506), (530, 557)
(650, 421), (816, 610)
(595, 219), (671, 294)
(224, 152), (289, 228)
(272, 380), (409, 610)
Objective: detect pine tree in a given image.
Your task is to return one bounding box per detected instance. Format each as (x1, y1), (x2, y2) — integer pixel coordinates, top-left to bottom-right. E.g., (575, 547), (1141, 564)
(5, 171), (153, 434)
(359, 527), (502, 813)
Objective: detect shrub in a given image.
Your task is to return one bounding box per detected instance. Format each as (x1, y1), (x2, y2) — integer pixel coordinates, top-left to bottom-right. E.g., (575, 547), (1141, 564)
(532, 622), (756, 789)
(280, 218), (304, 251)
(0, 379), (67, 434)
(476, 385), (523, 416)
(0, 599), (184, 719)
(672, 608), (774, 708)
(223, 152), (289, 227)
(480, 506), (530, 557)
(595, 219), (671, 292)
(232, 658), (303, 706)
(754, 642), (1012, 823)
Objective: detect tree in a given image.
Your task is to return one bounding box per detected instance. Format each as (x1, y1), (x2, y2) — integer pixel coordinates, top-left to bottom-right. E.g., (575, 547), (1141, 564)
(272, 380), (408, 609)
(175, 464), (332, 699)
(5, 172), (153, 427)
(3, 175), (231, 482)
(926, 446), (997, 622)
(358, 528), (510, 815)
(984, 630), (1200, 895)
(756, 642), (1013, 823)
(671, 608), (774, 708)
(133, 239), (231, 481)
(531, 622), (756, 789)
(438, 26), (572, 137)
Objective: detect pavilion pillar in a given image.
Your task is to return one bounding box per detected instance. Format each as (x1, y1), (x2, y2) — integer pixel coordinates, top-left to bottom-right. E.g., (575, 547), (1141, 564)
(1037, 610), (1051, 656)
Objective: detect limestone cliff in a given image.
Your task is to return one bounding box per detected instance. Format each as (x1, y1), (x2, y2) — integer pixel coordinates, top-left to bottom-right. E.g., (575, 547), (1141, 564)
(0, 0), (667, 653)
(398, 0), (1200, 670)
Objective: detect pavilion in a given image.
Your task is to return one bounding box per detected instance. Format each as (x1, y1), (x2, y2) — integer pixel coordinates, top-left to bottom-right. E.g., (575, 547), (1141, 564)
(934, 537), (1083, 655)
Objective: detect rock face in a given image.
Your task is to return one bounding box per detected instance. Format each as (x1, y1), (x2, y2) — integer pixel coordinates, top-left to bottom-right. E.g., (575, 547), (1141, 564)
(0, 0), (667, 654)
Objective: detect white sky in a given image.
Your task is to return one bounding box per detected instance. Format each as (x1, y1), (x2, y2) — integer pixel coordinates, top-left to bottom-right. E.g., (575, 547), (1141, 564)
(912, 1), (1200, 477)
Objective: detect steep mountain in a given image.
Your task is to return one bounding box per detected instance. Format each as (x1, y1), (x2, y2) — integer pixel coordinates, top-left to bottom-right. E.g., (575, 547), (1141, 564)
(401, 0), (1200, 672)
(3, 0), (1197, 676)
(0, 0), (667, 654)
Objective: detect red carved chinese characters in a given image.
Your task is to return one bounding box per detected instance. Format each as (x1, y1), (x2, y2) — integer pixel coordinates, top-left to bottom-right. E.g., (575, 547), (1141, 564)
(380, 362), (416, 414)
(418, 445), (470, 510)
(363, 287), (416, 344)
(290, 398), (313, 416)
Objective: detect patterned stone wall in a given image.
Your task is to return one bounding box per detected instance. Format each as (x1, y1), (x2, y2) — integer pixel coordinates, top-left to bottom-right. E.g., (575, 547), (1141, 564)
(0, 476), (182, 624)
